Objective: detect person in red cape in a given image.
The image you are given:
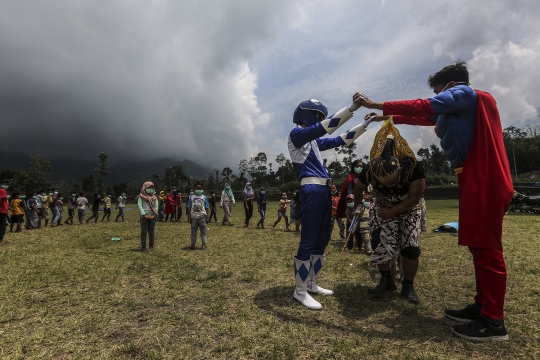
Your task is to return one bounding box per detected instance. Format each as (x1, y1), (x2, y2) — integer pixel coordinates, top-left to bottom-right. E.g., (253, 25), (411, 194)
(336, 160), (365, 219)
(355, 61), (513, 341)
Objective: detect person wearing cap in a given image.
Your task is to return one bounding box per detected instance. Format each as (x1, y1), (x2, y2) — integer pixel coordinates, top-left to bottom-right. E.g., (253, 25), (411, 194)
(0, 179), (10, 244)
(354, 122), (425, 304)
(288, 95), (371, 310)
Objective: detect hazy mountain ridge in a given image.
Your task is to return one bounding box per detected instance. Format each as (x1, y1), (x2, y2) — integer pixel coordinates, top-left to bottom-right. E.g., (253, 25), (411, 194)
(0, 151), (213, 185)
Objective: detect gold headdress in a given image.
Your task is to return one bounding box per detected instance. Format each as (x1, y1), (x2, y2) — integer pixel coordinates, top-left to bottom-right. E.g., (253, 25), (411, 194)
(370, 117), (416, 186)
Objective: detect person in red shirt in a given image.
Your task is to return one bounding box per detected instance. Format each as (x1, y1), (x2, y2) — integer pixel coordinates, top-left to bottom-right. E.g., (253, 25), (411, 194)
(0, 179), (10, 245)
(164, 188), (175, 222)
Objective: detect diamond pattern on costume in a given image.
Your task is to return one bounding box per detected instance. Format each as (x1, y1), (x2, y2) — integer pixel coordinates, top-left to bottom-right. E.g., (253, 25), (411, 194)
(346, 131), (356, 140)
(312, 257), (322, 275)
(328, 118), (341, 128)
(295, 262), (310, 282)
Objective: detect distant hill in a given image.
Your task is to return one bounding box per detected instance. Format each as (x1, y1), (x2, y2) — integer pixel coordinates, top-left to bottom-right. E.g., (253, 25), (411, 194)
(0, 151), (213, 185)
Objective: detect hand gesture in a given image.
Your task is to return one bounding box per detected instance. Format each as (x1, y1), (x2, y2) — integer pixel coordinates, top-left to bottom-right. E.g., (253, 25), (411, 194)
(364, 112), (387, 122)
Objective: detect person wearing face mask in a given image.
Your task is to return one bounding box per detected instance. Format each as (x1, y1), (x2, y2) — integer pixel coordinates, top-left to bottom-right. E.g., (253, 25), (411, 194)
(100, 193), (112, 223)
(220, 183), (235, 226)
(25, 191), (39, 230)
(174, 190), (187, 222)
(65, 190), (78, 225)
(288, 191), (301, 232)
(358, 194), (373, 255)
(330, 185), (345, 240)
(336, 160), (364, 220)
(51, 194), (64, 227)
(157, 190), (166, 221)
(242, 182), (255, 228)
(137, 182), (159, 252)
(208, 190), (218, 223)
(164, 188), (175, 222)
(355, 61), (512, 341)
(8, 191), (25, 233)
(186, 188), (195, 222)
(187, 182), (210, 249)
(116, 192), (127, 222)
(256, 187), (268, 229)
(0, 179), (10, 243)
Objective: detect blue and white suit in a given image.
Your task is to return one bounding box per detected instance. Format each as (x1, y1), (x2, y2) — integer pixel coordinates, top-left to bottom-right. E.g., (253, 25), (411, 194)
(288, 107), (366, 261)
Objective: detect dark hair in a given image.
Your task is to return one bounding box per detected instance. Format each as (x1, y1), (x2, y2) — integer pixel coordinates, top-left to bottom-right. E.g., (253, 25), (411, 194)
(79, 191), (84, 195)
(12, 192), (19, 198)
(427, 60), (469, 88)
(349, 159), (363, 174)
(194, 182), (203, 188)
(94, 192), (99, 197)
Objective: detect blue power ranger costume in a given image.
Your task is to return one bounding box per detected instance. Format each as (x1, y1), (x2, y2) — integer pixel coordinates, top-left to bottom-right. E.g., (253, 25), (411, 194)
(288, 98), (371, 310)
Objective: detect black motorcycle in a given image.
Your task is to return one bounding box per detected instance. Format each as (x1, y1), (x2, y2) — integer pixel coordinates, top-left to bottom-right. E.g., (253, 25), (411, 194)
(506, 191), (540, 214)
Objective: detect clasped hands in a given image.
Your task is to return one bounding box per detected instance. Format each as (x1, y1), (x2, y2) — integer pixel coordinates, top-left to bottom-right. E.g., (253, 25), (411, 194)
(350, 92), (386, 128)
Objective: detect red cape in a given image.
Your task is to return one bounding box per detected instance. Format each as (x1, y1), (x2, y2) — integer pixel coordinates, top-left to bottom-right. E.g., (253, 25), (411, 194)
(458, 90), (513, 249)
(336, 173), (356, 218)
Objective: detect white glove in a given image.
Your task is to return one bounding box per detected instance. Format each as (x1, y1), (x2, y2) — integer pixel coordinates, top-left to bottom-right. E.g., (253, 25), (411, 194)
(348, 102), (361, 112)
(362, 117), (373, 128)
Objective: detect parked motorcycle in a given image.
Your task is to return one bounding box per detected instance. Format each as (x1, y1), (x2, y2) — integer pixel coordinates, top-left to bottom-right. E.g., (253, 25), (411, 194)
(506, 191), (540, 214)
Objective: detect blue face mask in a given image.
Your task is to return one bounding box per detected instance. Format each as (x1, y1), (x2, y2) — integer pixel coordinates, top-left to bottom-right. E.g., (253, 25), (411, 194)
(363, 201), (370, 208)
(261, 191), (265, 194)
(354, 167), (362, 174)
(225, 186), (230, 190)
(347, 202), (355, 208)
(195, 190), (203, 196)
(1, 185), (9, 190)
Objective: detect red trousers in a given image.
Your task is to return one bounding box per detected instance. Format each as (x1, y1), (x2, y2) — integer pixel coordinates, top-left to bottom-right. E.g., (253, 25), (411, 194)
(469, 247), (507, 320)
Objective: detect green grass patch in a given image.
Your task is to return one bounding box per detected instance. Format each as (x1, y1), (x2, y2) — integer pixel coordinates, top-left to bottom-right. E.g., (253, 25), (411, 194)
(0, 200), (538, 358)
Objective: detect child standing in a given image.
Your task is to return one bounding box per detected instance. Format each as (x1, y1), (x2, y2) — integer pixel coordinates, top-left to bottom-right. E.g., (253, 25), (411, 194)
(115, 192), (127, 222)
(25, 192), (39, 230)
(86, 193), (101, 223)
(65, 191), (77, 225)
(272, 193), (291, 230)
(358, 194), (373, 255)
(77, 192), (89, 224)
(101, 193), (112, 222)
(9, 192), (25, 233)
(137, 182), (159, 252)
(242, 182), (255, 228)
(187, 182), (210, 249)
(51, 195), (64, 227)
(330, 185), (345, 240)
(288, 191), (301, 232)
(208, 191), (218, 223)
(345, 194), (360, 250)
(256, 187), (268, 229)
(220, 183), (235, 226)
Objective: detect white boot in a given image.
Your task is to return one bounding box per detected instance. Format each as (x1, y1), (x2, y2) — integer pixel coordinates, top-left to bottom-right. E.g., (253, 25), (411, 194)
(307, 254), (334, 295)
(293, 257), (322, 310)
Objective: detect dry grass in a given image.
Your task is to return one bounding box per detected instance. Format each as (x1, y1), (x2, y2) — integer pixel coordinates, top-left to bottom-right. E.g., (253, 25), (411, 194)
(0, 200), (538, 359)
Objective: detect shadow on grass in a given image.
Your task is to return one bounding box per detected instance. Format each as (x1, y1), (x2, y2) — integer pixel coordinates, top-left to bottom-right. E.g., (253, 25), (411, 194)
(254, 284), (451, 343)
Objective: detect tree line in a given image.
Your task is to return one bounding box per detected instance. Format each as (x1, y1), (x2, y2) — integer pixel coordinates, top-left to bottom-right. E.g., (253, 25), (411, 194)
(2, 125), (538, 197)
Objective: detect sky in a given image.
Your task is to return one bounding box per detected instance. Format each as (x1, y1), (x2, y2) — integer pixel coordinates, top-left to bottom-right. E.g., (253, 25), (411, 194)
(1, 0), (539, 172)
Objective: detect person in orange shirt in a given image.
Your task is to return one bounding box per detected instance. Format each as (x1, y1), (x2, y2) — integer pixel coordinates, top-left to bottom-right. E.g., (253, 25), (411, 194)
(8, 192), (26, 233)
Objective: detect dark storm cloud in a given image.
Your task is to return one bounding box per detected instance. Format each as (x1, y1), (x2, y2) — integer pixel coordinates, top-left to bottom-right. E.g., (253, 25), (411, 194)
(0, 0), (296, 167)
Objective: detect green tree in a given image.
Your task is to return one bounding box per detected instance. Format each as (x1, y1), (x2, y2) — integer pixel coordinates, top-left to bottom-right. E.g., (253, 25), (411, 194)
(81, 174), (96, 195)
(275, 153), (287, 185)
(221, 167), (233, 183)
(163, 165), (187, 189)
(10, 155), (53, 193)
(94, 152), (110, 193)
(113, 182), (128, 197)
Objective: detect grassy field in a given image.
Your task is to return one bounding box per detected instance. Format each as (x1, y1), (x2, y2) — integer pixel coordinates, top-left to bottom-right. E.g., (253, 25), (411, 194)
(0, 200), (539, 359)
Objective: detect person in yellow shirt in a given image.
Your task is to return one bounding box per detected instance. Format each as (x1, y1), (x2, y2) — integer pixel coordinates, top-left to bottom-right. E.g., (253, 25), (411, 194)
(9, 192), (25, 233)
(41, 190), (54, 228)
(100, 193), (112, 223)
